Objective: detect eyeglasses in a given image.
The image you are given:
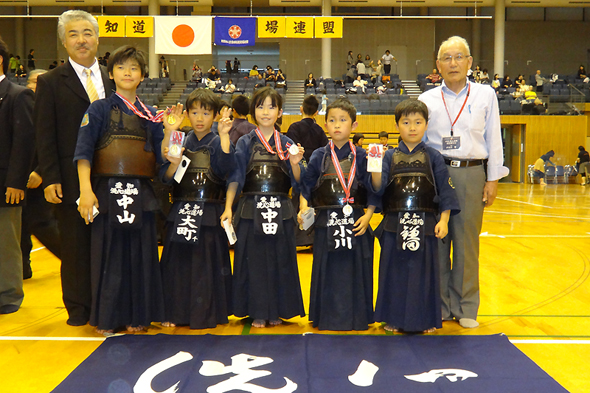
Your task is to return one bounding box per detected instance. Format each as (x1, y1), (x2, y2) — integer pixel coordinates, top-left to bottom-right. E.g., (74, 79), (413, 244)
(439, 54), (469, 64)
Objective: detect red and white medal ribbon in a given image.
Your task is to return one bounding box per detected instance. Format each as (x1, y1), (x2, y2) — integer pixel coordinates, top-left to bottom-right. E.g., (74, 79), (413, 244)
(254, 128), (291, 161)
(115, 92), (165, 123)
(329, 140), (357, 206)
(441, 82), (470, 136)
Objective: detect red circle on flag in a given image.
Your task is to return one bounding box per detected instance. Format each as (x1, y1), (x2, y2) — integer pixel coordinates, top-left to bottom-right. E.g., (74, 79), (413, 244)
(172, 24), (195, 48)
(228, 25), (242, 39)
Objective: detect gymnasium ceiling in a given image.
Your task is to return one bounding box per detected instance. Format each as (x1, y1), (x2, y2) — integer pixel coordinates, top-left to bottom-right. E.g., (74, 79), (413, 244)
(1, 0), (588, 8)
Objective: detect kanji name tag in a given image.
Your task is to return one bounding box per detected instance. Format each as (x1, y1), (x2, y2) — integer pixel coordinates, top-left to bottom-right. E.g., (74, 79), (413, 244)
(171, 202), (204, 243)
(397, 212), (425, 251)
(168, 130), (185, 158)
(254, 196), (283, 236)
(327, 209), (356, 251)
(442, 136), (461, 151)
(108, 179), (142, 229)
(367, 144), (383, 173)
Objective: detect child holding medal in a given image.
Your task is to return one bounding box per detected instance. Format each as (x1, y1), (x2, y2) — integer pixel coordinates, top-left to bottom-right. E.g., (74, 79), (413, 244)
(158, 88), (236, 329)
(374, 99), (460, 334)
(298, 98), (380, 331)
(74, 46), (177, 335)
(222, 86), (306, 329)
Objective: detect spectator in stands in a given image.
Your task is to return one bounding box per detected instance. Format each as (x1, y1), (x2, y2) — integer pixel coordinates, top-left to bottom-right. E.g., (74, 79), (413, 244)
(381, 50), (396, 75)
(492, 73), (501, 90)
(426, 68), (442, 84)
(515, 74), (526, 88)
(480, 69), (490, 84)
(249, 65), (260, 79)
(356, 60), (366, 80)
(346, 65), (356, 83)
(533, 150), (555, 186)
(208, 66), (220, 81)
(305, 73), (317, 89)
(192, 63), (202, 82)
(27, 49), (35, 70)
(379, 131), (391, 150)
(225, 60), (232, 75)
(578, 65), (589, 83)
(224, 79), (236, 94)
(347, 50), (354, 70)
(370, 60), (383, 84)
(265, 66), (276, 82)
(502, 75), (513, 88)
(228, 95), (257, 145)
(353, 75), (367, 93)
(16, 64), (26, 78)
(275, 69), (286, 88)
(233, 57), (240, 73)
(14, 56), (21, 72)
(353, 133), (365, 147)
(364, 55), (372, 68)
(320, 91), (328, 113)
(9, 54), (17, 73)
(473, 65), (482, 83)
(576, 146), (590, 185)
(535, 70), (545, 92)
(48, 61), (58, 70)
(286, 95), (328, 163)
(357, 53), (363, 63)
(160, 61), (169, 78)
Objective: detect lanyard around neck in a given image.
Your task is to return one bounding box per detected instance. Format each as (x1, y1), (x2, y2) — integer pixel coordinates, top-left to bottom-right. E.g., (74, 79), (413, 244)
(441, 82), (470, 137)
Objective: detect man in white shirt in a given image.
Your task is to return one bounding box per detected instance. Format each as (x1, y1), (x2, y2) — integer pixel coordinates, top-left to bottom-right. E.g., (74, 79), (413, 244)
(34, 10), (115, 326)
(381, 50), (397, 75)
(419, 36), (509, 329)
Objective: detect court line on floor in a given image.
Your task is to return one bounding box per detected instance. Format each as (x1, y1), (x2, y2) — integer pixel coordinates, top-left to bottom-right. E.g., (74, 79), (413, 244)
(486, 210), (590, 221)
(480, 233), (590, 238)
(510, 339), (590, 344)
(496, 197), (554, 209)
(31, 246), (46, 253)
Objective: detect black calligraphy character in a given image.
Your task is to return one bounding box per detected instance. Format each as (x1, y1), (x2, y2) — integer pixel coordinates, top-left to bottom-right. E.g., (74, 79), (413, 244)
(133, 20), (146, 34)
(323, 21), (335, 34)
(265, 20), (278, 34)
(105, 20), (118, 33)
(294, 21), (306, 34)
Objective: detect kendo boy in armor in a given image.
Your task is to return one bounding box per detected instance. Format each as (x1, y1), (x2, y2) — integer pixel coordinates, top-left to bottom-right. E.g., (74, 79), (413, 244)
(374, 99), (460, 334)
(159, 88), (235, 329)
(222, 86), (306, 329)
(299, 98), (380, 331)
(74, 46), (176, 335)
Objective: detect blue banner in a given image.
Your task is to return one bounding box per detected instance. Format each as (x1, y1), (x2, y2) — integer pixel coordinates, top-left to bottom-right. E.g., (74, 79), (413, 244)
(214, 17), (255, 46)
(52, 334), (567, 393)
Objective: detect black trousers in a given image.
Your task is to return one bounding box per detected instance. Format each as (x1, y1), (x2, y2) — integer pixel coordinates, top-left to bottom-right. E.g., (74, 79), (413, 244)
(55, 203), (92, 321)
(384, 64), (391, 75)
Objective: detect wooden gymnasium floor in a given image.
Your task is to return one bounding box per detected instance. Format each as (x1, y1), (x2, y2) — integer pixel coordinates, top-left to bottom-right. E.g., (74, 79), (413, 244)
(1, 182), (589, 393)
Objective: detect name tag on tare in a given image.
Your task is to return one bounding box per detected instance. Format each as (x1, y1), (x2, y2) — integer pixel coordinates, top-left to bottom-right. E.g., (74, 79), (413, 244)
(442, 136), (461, 150)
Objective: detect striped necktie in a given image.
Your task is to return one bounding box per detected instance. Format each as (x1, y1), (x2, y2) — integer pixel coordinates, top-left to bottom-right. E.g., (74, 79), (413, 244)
(84, 68), (99, 103)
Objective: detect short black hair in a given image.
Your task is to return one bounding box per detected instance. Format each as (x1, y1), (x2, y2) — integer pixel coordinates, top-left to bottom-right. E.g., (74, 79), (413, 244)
(0, 36), (9, 74)
(302, 95), (319, 116)
(250, 86), (283, 123)
(394, 99), (429, 125)
(352, 133), (365, 145)
(185, 88), (220, 116)
(232, 95), (250, 117)
(107, 45), (147, 77)
(379, 131), (389, 139)
(325, 98), (356, 123)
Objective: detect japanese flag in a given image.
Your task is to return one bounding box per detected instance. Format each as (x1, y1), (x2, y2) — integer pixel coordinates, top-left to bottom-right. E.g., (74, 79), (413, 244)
(155, 16), (212, 55)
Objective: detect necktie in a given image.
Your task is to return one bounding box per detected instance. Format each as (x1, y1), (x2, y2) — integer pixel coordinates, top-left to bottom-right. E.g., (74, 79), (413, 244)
(84, 68), (99, 103)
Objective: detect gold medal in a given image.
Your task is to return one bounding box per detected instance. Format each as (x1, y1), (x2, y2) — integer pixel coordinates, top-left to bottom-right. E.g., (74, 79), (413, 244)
(167, 115), (177, 125)
(169, 144), (181, 157)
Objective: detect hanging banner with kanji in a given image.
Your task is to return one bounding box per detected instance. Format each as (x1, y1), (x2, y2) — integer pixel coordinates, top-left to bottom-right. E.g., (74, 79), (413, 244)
(285, 17), (314, 38)
(215, 17), (256, 46)
(314, 17), (343, 38)
(97, 16), (126, 37)
(126, 17), (154, 38)
(257, 16), (286, 38)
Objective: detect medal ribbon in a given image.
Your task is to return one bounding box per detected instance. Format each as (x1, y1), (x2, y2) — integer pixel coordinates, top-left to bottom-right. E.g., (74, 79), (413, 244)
(441, 82), (470, 137)
(254, 128), (290, 161)
(329, 140), (357, 205)
(115, 92), (165, 123)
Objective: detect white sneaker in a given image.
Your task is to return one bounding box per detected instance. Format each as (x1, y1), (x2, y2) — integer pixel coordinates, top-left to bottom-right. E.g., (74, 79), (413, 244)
(459, 318), (479, 328)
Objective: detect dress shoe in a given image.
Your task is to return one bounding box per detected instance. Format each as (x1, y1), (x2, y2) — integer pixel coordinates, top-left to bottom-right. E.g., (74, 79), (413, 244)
(0, 305), (20, 314)
(67, 316), (89, 326)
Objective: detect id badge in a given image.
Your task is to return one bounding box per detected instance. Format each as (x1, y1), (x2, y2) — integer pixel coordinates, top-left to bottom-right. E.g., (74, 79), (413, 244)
(442, 136), (461, 150)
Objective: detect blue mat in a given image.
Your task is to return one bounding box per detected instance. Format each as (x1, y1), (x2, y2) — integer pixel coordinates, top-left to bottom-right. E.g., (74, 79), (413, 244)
(52, 334), (568, 393)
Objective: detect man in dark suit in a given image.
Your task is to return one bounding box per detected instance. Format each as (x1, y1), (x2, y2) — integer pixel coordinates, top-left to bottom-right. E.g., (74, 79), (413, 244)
(34, 10), (115, 326)
(0, 36), (35, 314)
